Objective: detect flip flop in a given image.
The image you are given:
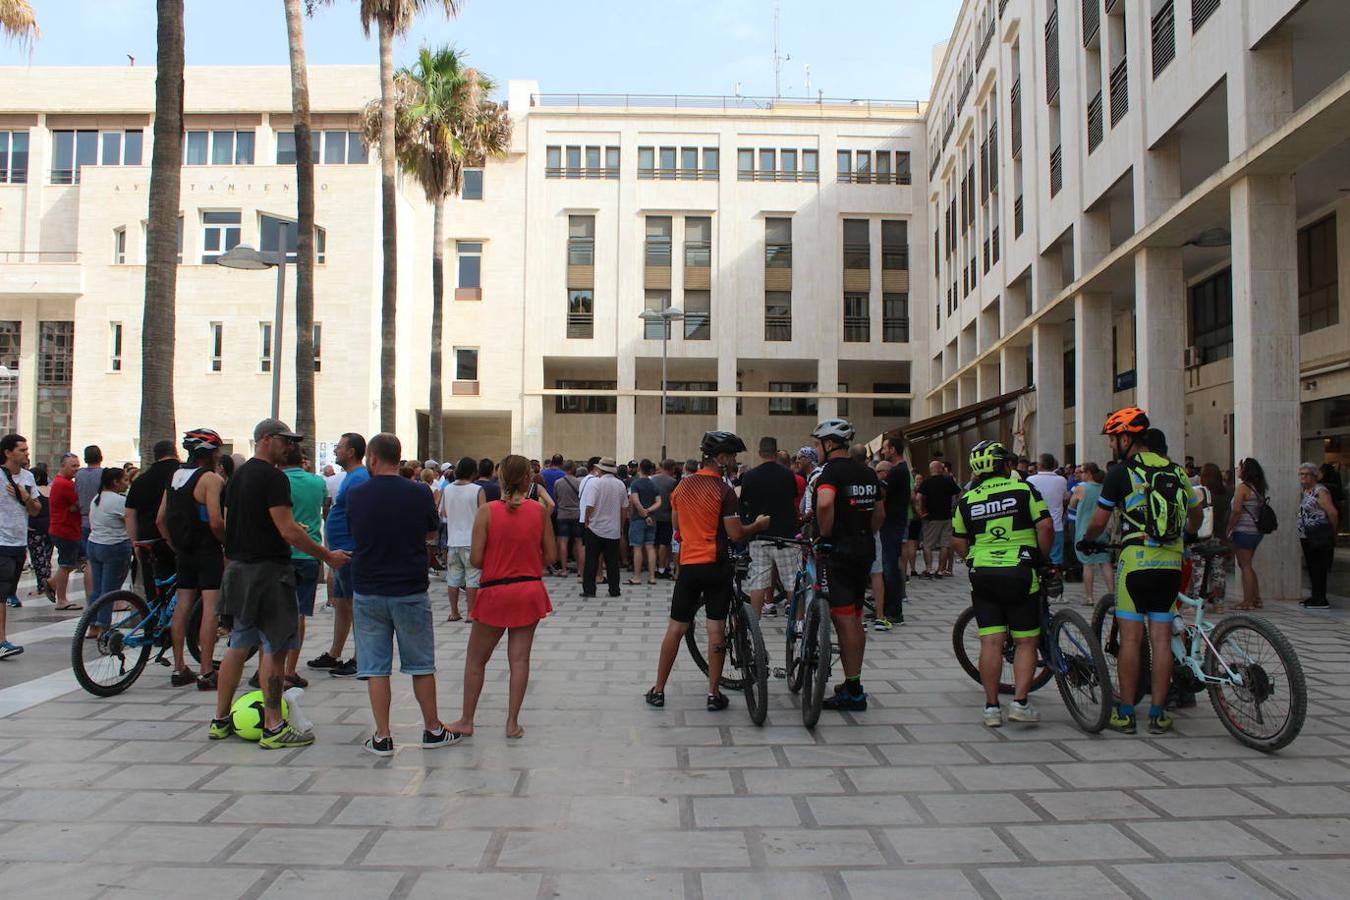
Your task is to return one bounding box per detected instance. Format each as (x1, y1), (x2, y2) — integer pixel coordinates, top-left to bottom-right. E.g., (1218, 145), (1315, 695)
(55, 604), (83, 611)
(446, 614), (463, 622)
(626, 579), (642, 586)
(506, 728), (524, 739)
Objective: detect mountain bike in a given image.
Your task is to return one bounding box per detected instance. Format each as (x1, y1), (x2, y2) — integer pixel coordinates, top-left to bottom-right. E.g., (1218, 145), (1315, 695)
(952, 569), (1113, 733)
(768, 536), (832, 728)
(682, 548), (769, 725)
(1088, 541), (1306, 751)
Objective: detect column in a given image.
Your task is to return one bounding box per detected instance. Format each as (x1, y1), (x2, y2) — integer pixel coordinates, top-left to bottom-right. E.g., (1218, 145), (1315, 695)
(717, 353), (737, 435)
(977, 363), (1001, 402)
(615, 353), (636, 463)
(1001, 344), (1029, 393)
(521, 394), (544, 460)
(817, 357), (838, 421)
(1227, 28), (1292, 153)
(1032, 249), (1064, 313)
(958, 373), (978, 409)
(1133, 247), (1185, 455)
(1076, 206), (1111, 277)
(1073, 292), (1114, 459)
(1031, 322), (1064, 459)
(1231, 174), (1300, 601)
(1133, 137), (1181, 230)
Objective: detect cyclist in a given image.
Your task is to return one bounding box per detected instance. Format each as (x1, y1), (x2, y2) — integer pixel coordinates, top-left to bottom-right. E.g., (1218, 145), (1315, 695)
(159, 428), (226, 689)
(810, 418), (883, 712)
(950, 440), (1053, 727)
(1079, 408), (1202, 735)
(645, 431), (769, 712)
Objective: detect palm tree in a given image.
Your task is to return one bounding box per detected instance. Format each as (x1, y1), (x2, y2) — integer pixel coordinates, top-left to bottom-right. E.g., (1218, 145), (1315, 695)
(370, 47), (510, 462)
(285, 0), (317, 461)
(0, 0), (39, 50)
(138, 0), (185, 468)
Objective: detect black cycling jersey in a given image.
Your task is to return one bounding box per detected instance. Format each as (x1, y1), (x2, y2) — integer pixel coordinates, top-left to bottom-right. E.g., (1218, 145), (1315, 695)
(812, 456), (880, 550)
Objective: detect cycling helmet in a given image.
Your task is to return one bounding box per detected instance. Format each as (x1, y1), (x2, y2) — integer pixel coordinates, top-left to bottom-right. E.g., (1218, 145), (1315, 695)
(1102, 407), (1149, 435)
(968, 439), (1015, 477)
(700, 430), (747, 457)
(182, 428), (223, 457)
(811, 418), (855, 445)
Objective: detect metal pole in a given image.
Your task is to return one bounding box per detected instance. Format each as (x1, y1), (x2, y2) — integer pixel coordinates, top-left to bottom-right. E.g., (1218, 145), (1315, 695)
(270, 224), (286, 420)
(660, 320), (669, 462)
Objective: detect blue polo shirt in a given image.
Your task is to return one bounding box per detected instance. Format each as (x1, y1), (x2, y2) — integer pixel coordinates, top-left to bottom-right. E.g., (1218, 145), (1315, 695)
(324, 465), (369, 551)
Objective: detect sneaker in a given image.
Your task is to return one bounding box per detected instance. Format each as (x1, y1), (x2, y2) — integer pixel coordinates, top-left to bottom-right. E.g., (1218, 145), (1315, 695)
(763, 603), (779, 617)
(5, 596), (20, 608)
(644, 687), (665, 708)
(872, 617), (893, 632)
(1109, 708), (1137, 734)
(1300, 599), (1331, 609)
(0, 641), (23, 660)
(421, 727), (464, 749)
(1148, 713), (1174, 735)
(706, 692), (730, 712)
(284, 673), (309, 689)
(330, 658), (358, 678)
(363, 735), (395, 757)
(1008, 699), (1040, 724)
(197, 671), (218, 691)
(259, 721), (316, 749)
(171, 669), (198, 687)
(982, 705), (1003, 727)
(822, 686), (867, 712)
(306, 652), (341, 670)
(208, 717), (233, 740)
(247, 671), (260, 689)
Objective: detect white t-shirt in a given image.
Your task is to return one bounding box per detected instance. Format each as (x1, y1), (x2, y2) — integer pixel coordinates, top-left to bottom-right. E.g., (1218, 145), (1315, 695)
(579, 473), (628, 540)
(1027, 471), (1070, 531)
(440, 480), (482, 547)
(89, 491), (129, 545)
(0, 467), (38, 547)
(576, 473), (594, 523)
(325, 470), (346, 502)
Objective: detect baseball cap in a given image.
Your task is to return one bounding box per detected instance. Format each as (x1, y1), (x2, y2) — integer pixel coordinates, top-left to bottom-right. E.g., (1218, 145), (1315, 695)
(253, 418), (303, 442)
(423, 459), (439, 469)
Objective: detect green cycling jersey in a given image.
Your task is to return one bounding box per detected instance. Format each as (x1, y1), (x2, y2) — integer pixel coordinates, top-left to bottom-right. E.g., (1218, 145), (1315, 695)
(952, 474), (1050, 586)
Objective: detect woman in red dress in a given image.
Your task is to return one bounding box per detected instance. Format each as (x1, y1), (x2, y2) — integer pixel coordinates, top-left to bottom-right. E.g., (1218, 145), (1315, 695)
(446, 455), (555, 739)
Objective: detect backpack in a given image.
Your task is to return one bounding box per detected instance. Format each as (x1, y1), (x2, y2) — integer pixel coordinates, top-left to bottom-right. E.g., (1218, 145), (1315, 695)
(1125, 457), (1189, 543)
(1255, 494), (1278, 535)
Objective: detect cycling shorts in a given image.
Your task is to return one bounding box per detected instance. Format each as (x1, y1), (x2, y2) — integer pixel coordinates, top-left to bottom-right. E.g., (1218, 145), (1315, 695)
(670, 562), (731, 623)
(969, 566), (1039, 638)
(817, 545), (872, 614)
(1115, 545), (1182, 623)
(176, 542), (224, 592)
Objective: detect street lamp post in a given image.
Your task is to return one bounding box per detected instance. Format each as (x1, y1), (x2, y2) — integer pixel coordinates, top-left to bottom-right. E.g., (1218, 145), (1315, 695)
(639, 306), (684, 461)
(215, 223), (289, 420)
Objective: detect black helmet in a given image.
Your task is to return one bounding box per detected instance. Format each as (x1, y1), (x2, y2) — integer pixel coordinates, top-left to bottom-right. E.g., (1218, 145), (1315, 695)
(700, 431), (747, 457)
(182, 428), (223, 457)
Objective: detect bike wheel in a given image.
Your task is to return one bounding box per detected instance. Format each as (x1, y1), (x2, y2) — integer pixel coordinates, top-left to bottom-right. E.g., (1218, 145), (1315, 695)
(1090, 592), (1152, 702)
(737, 603), (769, 726)
(802, 599), (833, 729)
(1206, 614), (1307, 752)
(1050, 608), (1113, 733)
(71, 590), (153, 697)
(952, 605), (1053, 695)
(684, 605), (748, 692)
(784, 577), (809, 694)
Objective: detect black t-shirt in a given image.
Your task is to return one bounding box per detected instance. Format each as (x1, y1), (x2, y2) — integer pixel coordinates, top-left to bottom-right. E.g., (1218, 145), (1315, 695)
(346, 474), (441, 596)
(223, 457), (292, 564)
(813, 457), (880, 547)
(738, 461), (798, 538)
(125, 457), (179, 541)
(476, 478), (501, 502)
(919, 474), (961, 521)
(884, 462), (912, 527)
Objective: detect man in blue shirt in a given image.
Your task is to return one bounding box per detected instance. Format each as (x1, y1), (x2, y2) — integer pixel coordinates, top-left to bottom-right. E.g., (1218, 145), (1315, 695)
(308, 432), (369, 678)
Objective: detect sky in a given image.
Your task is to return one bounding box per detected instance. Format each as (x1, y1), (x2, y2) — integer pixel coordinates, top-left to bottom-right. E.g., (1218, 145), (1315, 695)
(1, 0), (963, 102)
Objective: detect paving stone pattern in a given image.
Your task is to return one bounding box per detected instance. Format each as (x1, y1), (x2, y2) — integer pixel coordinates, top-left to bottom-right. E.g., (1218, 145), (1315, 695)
(1, 570), (1348, 898)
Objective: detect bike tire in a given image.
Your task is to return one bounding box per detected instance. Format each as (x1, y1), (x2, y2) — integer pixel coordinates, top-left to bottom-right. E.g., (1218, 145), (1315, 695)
(738, 603), (769, 726)
(1090, 592), (1153, 702)
(187, 597), (256, 666)
(952, 605), (1053, 695)
(1050, 607), (1113, 733)
(71, 590), (153, 697)
(784, 574), (810, 694)
(1206, 613), (1307, 752)
(684, 606), (748, 692)
(802, 599), (833, 729)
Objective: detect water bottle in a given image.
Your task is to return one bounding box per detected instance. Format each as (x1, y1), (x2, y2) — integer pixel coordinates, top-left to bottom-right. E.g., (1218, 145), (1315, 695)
(283, 686), (314, 734)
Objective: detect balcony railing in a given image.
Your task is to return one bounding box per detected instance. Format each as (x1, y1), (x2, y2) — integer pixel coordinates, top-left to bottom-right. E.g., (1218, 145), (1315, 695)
(836, 170), (913, 185)
(1045, 6), (1061, 104)
(638, 167), (717, 181)
(1192, 0), (1219, 32)
(765, 315), (792, 342)
(1010, 78), (1023, 157)
(1087, 90), (1104, 152)
(1049, 144), (1063, 197)
(882, 247), (910, 270)
(0, 169), (27, 184)
(992, 226), (1000, 263)
(0, 251), (80, 263)
(882, 316), (910, 343)
(843, 316), (871, 343)
(983, 238), (991, 273)
(1109, 58), (1129, 125)
(566, 313), (594, 339)
(958, 72), (974, 113)
(1082, 0), (1100, 46)
(545, 166), (619, 179)
(999, 0), (1009, 16)
(989, 124), (999, 191)
(532, 93), (922, 115)
(1152, 0), (1176, 78)
(977, 18), (995, 69)
(1014, 195), (1024, 236)
(737, 169), (819, 183)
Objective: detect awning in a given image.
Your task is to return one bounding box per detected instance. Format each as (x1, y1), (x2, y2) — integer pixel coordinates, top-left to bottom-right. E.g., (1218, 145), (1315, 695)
(876, 387), (1033, 445)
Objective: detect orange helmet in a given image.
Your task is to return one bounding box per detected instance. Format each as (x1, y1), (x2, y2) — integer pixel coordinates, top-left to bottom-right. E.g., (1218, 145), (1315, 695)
(1102, 407), (1149, 435)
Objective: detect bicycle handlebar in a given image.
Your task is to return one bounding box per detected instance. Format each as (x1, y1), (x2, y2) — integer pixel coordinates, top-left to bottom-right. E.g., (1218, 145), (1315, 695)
(749, 535), (814, 547)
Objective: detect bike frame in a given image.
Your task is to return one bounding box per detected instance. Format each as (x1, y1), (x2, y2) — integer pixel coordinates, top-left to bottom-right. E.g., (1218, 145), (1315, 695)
(1169, 591), (1246, 688)
(110, 574), (178, 650)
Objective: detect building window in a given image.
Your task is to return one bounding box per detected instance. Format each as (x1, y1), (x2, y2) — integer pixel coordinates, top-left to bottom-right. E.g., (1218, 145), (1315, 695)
(737, 147), (817, 182)
(0, 322), (20, 436)
(882, 220), (909, 270)
(259, 322), (273, 373)
(843, 293), (870, 342)
(260, 214), (296, 262)
(766, 217), (792, 268)
(454, 346), (479, 384)
(183, 130), (254, 166)
(113, 227), (126, 264)
(645, 216), (672, 267)
(209, 322), (223, 372)
(312, 322), (322, 373)
(684, 291), (711, 340)
(462, 168), (483, 200)
(109, 321), (123, 372)
(545, 144), (618, 179)
(567, 289), (594, 339)
(882, 293), (910, 343)
(315, 227), (326, 264)
(765, 292), (792, 342)
(201, 211), (241, 264)
(843, 219), (870, 269)
(0, 131), (30, 183)
(1188, 267), (1233, 364)
(685, 216), (711, 267)
(665, 381), (717, 415)
(872, 383), (911, 418)
(568, 215), (594, 265)
(49, 129), (142, 183)
(703, 147), (719, 175)
(457, 241), (482, 289)
(1063, 348), (1075, 408)
(768, 382), (817, 416)
(555, 379), (616, 414)
(36, 321), (74, 470)
(644, 290), (671, 339)
(1298, 215), (1338, 334)
(765, 216), (792, 342)
(639, 145), (716, 180)
(276, 130), (363, 166)
(49, 129), (95, 184)
(737, 149), (754, 180)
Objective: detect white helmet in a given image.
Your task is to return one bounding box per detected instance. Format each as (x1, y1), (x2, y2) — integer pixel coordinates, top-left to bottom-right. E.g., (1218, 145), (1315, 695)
(811, 418), (855, 445)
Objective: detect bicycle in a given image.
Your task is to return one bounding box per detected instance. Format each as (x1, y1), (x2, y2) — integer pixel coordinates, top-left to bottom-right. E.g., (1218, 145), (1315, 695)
(952, 569), (1114, 733)
(1088, 540), (1307, 752)
(760, 536), (833, 728)
(681, 547), (770, 725)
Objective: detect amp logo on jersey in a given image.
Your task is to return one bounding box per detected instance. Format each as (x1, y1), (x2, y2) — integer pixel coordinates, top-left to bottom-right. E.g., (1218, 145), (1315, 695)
(969, 497), (1017, 519)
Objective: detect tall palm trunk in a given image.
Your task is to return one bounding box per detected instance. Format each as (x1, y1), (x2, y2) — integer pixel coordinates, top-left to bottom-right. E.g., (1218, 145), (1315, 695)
(428, 195), (445, 462)
(377, 17), (398, 433)
(284, 0), (316, 460)
(138, 0), (184, 469)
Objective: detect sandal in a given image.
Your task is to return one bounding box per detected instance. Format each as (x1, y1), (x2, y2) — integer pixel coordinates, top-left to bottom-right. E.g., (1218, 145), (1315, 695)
(626, 579), (642, 586)
(55, 604), (83, 611)
(446, 614), (463, 622)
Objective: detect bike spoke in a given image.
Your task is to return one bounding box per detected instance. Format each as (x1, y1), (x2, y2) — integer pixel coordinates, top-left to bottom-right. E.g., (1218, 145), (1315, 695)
(1212, 624), (1293, 740)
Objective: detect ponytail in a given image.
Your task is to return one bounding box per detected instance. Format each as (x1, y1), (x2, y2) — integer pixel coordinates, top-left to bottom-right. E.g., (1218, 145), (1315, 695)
(498, 454), (532, 511)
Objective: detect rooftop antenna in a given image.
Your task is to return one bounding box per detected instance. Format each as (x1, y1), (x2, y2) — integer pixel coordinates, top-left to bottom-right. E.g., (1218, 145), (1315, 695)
(127, 54), (135, 66)
(772, 0), (790, 98)
(804, 64), (811, 97)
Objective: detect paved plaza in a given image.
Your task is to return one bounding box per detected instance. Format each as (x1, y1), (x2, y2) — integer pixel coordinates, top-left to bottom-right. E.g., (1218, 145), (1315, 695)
(1, 570), (1348, 899)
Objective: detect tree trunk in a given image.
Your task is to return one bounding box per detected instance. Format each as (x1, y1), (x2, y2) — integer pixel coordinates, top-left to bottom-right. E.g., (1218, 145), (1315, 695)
(284, 0), (316, 461)
(377, 17), (398, 434)
(428, 195), (445, 463)
(138, 0), (184, 469)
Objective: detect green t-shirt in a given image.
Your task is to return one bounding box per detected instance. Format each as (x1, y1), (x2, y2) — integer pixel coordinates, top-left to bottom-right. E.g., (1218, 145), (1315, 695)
(284, 467), (326, 561)
(952, 475), (1049, 571)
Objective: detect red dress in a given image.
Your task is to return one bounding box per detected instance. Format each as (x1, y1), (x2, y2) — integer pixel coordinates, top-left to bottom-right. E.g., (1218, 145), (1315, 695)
(473, 499), (553, 628)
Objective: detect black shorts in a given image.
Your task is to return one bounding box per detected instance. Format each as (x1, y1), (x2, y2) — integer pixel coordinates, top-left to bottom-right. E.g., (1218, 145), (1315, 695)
(0, 548), (25, 598)
(970, 567), (1040, 638)
(818, 545), (872, 613)
(655, 521), (673, 547)
(670, 562), (731, 623)
(176, 543), (224, 592)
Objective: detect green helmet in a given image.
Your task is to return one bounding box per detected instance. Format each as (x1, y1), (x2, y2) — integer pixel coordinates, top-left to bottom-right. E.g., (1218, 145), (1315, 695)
(969, 440), (1015, 477)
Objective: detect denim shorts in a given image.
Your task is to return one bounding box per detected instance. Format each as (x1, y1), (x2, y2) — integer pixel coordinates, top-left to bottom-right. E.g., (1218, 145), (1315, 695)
(330, 558), (354, 600)
(353, 591), (436, 678)
(53, 535), (85, 568)
(627, 518), (656, 546)
(445, 546), (480, 588)
(1050, 529), (1066, 565)
(229, 615), (299, 654)
(556, 518), (582, 541)
(1231, 531), (1263, 551)
(292, 558), (321, 616)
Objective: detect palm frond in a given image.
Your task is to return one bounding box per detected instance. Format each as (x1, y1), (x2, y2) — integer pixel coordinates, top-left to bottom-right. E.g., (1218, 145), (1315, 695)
(0, 0), (40, 51)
